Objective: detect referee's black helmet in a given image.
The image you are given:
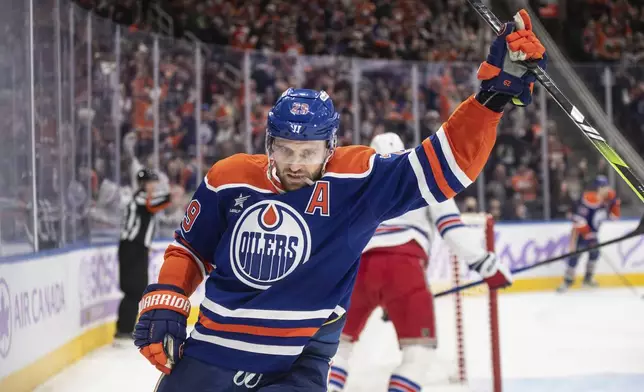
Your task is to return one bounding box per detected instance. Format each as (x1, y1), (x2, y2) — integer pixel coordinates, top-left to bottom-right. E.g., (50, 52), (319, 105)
(137, 168), (158, 185)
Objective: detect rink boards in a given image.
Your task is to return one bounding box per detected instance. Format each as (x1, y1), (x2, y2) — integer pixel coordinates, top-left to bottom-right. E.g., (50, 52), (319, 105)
(1, 218), (643, 391)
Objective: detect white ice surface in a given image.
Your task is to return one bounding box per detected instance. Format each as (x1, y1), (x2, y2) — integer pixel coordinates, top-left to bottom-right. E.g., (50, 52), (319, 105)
(35, 288), (644, 392)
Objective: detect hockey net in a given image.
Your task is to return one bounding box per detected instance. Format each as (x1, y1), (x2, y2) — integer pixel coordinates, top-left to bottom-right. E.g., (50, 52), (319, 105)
(425, 212), (502, 392)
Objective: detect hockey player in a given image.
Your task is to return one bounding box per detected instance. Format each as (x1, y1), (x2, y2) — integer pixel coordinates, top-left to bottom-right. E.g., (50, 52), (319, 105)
(328, 132), (508, 392)
(557, 175), (620, 292)
(115, 168), (171, 344)
(133, 10), (545, 391)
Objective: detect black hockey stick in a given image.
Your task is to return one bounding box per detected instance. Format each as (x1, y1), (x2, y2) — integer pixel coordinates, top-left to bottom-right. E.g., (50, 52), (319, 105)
(434, 216), (644, 298)
(467, 0), (644, 204)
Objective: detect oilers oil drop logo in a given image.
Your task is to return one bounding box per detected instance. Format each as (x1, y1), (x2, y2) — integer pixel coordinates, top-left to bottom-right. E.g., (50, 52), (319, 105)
(230, 200), (311, 290)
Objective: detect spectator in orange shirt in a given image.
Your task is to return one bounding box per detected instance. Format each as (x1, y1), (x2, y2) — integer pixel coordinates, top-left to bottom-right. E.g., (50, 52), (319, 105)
(511, 164), (539, 205)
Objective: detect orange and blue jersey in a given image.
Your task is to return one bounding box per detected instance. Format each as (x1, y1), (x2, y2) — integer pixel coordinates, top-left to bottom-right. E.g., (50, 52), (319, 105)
(155, 95), (501, 374)
(571, 190), (621, 240)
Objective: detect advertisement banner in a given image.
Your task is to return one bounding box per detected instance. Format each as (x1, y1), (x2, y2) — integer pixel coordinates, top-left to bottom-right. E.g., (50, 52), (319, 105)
(0, 246), (121, 381)
(77, 246), (121, 329)
(427, 218), (644, 289)
(0, 255), (76, 378)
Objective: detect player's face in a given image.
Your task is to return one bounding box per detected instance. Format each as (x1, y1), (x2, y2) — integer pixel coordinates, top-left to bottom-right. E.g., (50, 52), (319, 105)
(144, 180), (158, 193)
(597, 185), (611, 200)
(270, 138), (328, 191)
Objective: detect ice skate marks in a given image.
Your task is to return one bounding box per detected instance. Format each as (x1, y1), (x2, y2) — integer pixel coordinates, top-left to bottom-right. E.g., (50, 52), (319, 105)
(230, 200), (312, 290)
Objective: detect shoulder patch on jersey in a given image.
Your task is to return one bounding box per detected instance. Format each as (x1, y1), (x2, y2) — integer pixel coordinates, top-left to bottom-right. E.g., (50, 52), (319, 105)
(324, 146), (375, 178)
(582, 191), (600, 207)
(205, 154), (277, 193)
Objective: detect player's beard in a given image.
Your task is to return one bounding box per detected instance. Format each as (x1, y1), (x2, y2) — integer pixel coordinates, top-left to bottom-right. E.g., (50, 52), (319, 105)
(277, 165), (320, 191)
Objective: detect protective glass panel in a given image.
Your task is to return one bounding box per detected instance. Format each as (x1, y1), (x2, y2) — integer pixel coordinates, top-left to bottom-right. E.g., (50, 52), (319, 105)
(358, 59), (415, 147)
(610, 63), (644, 155)
(202, 45), (246, 159)
(66, 3), (92, 244)
(249, 51), (300, 154)
(157, 36), (198, 189)
(417, 62), (482, 213)
(154, 36), (199, 239)
(544, 79), (611, 220)
(57, 0), (74, 247)
(117, 29), (155, 191)
(32, 0), (64, 250)
(0, 0), (35, 256)
(88, 12), (120, 243)
(492, 83), (547, 221)
(299, 55), (355, 147)
(571, 63), (607, 110)
(604, 62), (643, 211)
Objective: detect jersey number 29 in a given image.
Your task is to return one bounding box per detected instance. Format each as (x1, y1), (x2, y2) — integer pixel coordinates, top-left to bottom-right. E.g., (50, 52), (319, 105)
(182, 200), (201, 232)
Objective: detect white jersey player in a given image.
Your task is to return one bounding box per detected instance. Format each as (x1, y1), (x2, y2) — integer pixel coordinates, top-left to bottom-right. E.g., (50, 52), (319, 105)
(329, 133), (511, 392)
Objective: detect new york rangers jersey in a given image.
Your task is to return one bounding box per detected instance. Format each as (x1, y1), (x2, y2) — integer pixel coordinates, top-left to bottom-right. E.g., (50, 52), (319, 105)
(362, 198), (487, 265)
(572, 190), (621, 240)
(157, 96), (501, 374)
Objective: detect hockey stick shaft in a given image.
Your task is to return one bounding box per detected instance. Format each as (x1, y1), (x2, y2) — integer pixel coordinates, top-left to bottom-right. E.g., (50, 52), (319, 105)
(467, 0), (644, 203)
(434, 216), (644, 298)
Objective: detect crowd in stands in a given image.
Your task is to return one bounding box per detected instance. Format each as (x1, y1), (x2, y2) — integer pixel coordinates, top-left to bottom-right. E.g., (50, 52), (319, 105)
(108, 0), (602, 229)
(552, 0), (644, 161)
(1, 0), (631, 254)
(111, 0), (607, 225)
(161, 0), (487, 62)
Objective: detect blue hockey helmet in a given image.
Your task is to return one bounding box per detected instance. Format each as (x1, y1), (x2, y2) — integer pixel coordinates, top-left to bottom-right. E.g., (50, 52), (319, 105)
(266, 88), (339, 149)
(593, 175), (609, 189)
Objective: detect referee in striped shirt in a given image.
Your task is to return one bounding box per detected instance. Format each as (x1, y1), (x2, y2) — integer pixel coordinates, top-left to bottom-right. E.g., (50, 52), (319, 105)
(115, 168), (171, 343)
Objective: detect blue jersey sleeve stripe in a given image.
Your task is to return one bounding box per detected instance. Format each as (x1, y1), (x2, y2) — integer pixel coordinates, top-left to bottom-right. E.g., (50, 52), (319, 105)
(430, 134), (465, 194)
(434, 213), (461, 226)
(331, 366), (349, 377)
(439, 223), (465, 237)
(435, 127), (473, 188)
(407, 148), (439, 205)
(412, 144), (448, 202)
(390, 374), (422, 390)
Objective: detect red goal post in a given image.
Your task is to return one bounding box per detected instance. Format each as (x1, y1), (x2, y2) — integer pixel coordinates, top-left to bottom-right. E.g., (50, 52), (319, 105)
(427, 212), (502, 392)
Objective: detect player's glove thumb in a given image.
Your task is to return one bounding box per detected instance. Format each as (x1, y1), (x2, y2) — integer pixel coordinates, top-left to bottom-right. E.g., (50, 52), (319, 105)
(477, 9), (547, 107)
(133, 284), (190, 374)
(468, 252), (512, 290)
